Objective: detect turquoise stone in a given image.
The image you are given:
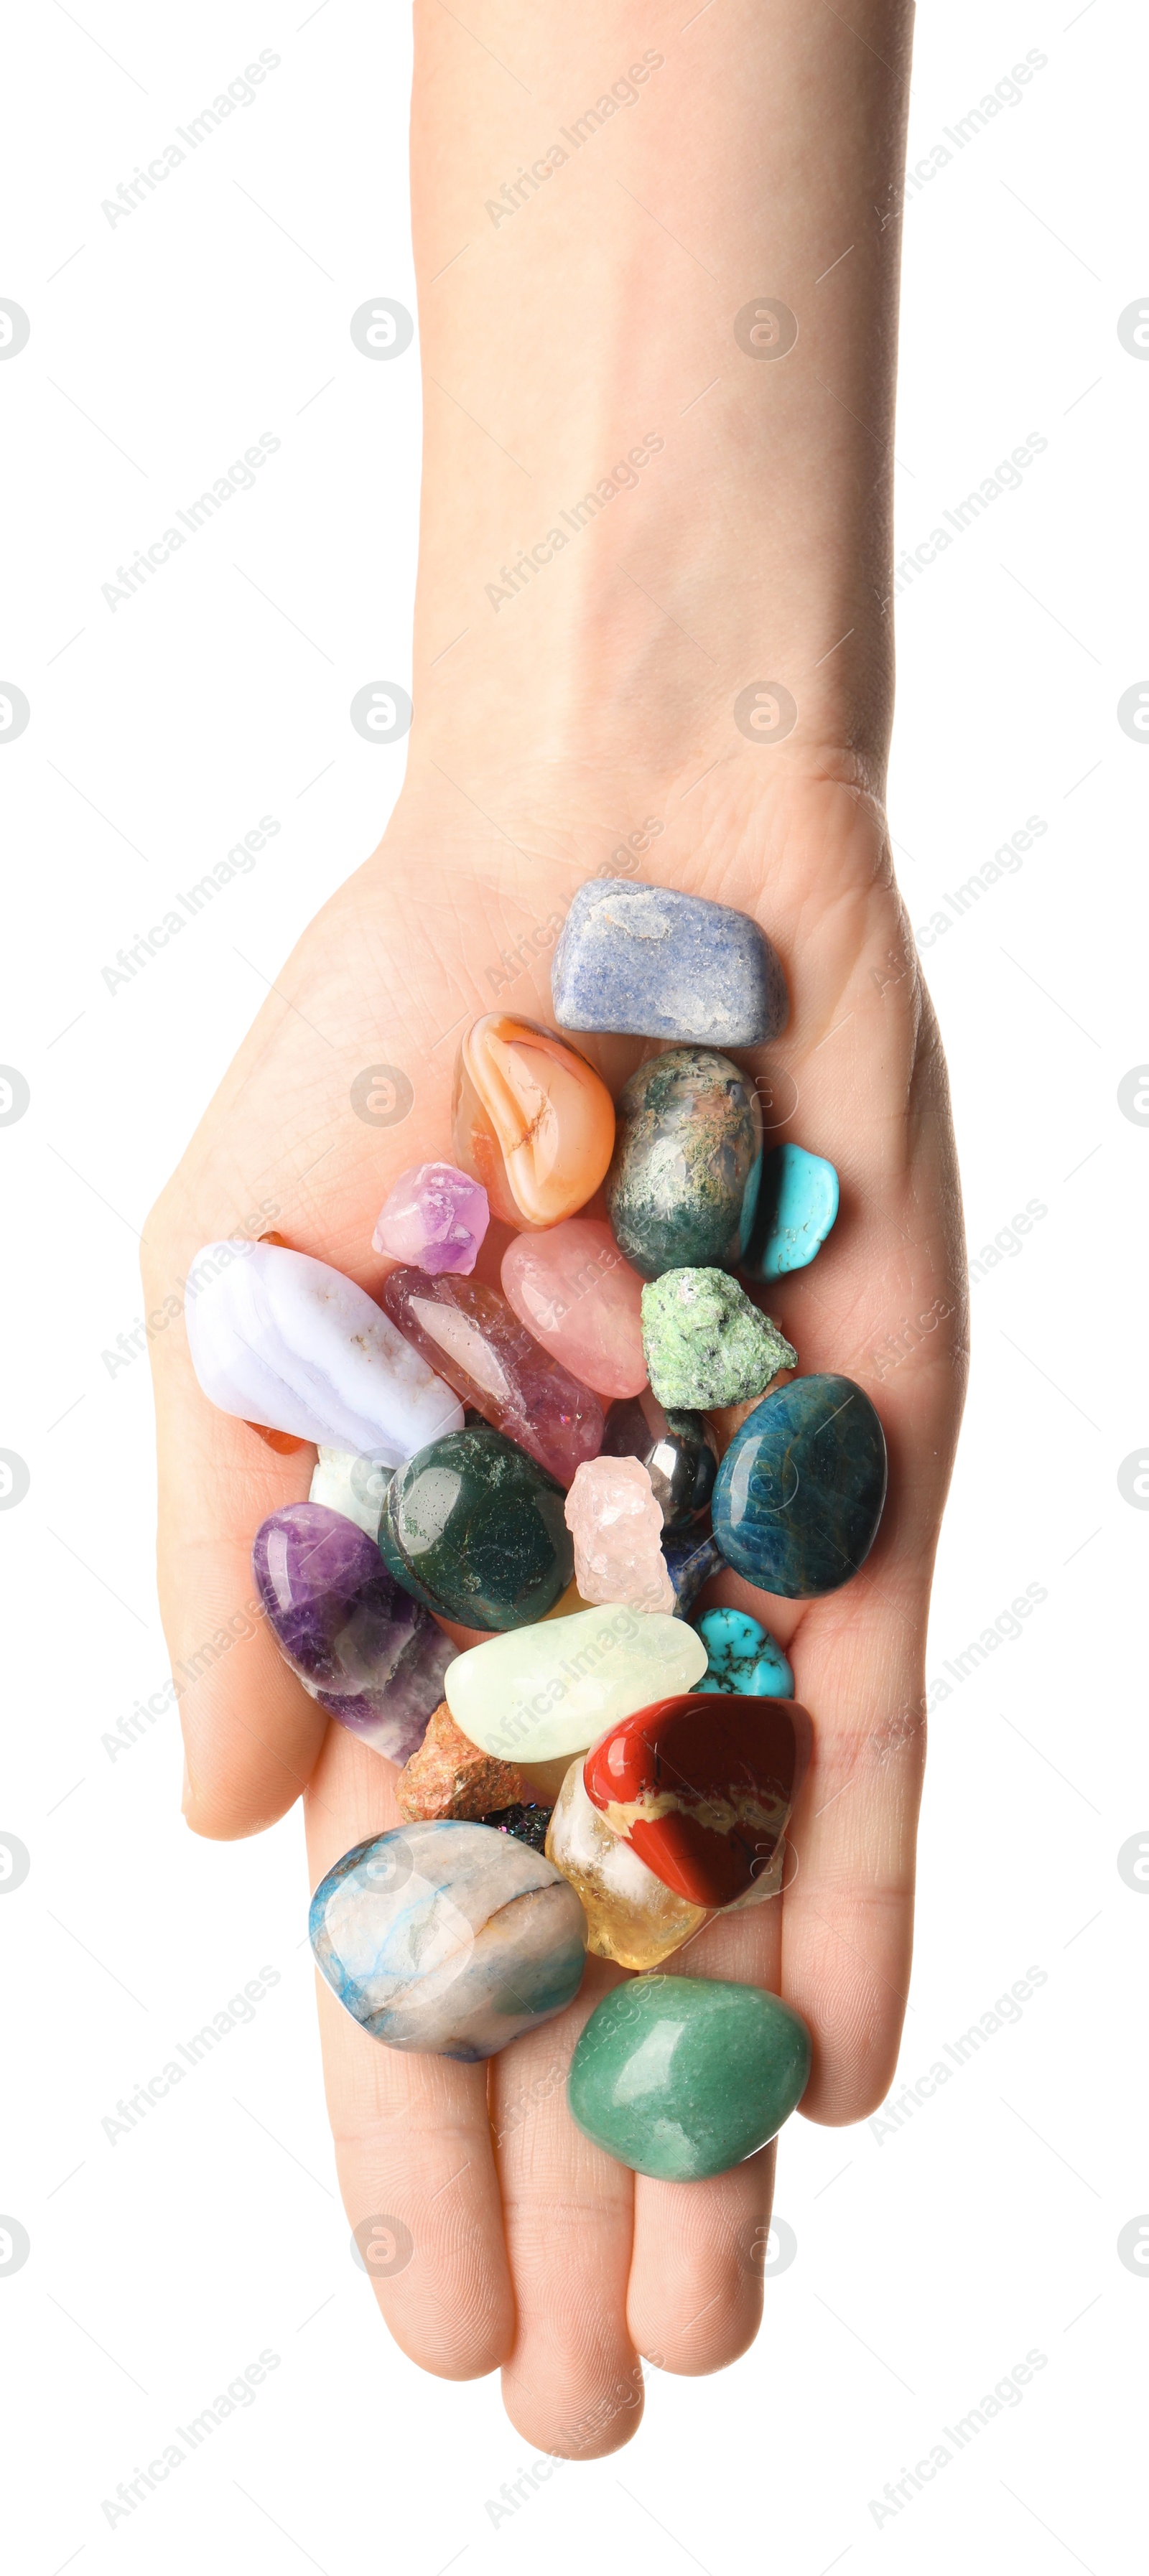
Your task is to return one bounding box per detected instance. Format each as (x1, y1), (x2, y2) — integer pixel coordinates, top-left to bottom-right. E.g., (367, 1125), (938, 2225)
(605, 1047), (763, 1280)
(712, 1373), (887, 1598)
(378, 1424), (573, 1630)
(743, 1142), (839, 1281)
(567, 1974), (811, 2179)
(694, 1605), (794, 1697)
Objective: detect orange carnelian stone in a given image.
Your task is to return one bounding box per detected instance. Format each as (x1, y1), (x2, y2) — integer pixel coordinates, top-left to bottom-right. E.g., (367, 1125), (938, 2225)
(451, 1014), (615, 1228)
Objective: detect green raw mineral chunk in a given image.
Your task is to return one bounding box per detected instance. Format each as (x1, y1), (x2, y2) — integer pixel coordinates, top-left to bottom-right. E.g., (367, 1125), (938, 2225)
(641, 1268), (796, 1409)
(567, 1974), (811, 2179)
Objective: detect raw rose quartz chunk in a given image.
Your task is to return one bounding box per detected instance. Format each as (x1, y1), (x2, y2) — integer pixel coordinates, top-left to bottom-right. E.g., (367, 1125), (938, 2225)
(372, 1162), (488, 1276)
(380, 1266), (604, 1485)
(564, 1455), (674, 1613)
(501, 1218), (647, 1399)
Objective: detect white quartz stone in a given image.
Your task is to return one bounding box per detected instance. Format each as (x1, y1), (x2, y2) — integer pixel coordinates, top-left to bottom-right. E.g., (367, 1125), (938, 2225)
(185, 1239), (463, 1465)
(308, 1445), (392, 1537)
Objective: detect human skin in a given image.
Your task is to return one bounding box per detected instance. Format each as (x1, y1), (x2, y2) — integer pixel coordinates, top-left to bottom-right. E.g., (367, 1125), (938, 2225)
(143, 0), (967, 2456)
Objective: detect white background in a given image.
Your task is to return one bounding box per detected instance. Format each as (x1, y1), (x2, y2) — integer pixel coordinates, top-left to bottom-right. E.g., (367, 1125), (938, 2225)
(1, 3), (1143, 2569)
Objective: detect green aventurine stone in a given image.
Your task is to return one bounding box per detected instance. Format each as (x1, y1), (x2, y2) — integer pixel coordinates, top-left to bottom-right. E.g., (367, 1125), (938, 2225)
(605, 1047), (763, 1280)
(378, 1424), (573, 1631)
(567, 1975), (811, 2179)
(641, 1268), (796, 1409)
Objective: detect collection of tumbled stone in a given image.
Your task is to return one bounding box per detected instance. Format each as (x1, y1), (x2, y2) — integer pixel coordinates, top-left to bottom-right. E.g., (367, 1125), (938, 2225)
(189, 876), (885, 2182)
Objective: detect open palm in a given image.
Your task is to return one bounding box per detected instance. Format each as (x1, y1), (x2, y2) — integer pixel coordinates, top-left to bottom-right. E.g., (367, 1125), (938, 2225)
(144, 755), (965, 2453)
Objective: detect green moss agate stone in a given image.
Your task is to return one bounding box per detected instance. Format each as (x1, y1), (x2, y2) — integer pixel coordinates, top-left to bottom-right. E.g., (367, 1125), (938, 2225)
(378, 1424), (573, 1631)
(567, 1974), (811, 2179)
(712, 1371), (887, 1598)
(641, 1268), (796, 1409)
(605, 1047), (763, 1279)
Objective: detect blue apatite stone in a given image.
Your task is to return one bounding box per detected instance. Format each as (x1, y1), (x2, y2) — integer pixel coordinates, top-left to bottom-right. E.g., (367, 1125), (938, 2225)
(743, 1142), (839, 1282)
(712, 1373), (887, 1598)
(694, 1605), (794, 1697)
(551, 878), (788, 1047)
(662, 1526), (723, 1618)
(309, 1820), (587, 2060)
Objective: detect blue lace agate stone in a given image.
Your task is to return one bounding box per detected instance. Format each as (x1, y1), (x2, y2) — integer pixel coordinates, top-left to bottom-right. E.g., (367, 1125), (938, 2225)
(742, 1142), (839, 1282)
(694, 1605), (794, 1697)
(310, 1821), (587, 2059)
(712, 1373), (887, 1597)
(552, 879), (788, 1047)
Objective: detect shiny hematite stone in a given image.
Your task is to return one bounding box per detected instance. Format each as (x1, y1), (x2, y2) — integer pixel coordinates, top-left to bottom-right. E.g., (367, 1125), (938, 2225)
(712, 1373), (888, 1598)
(567, 1974), (811, 2179)
(600, 1393), (717, 1529)
(605, 1047), (763, 1280)
(378, 1424), (574, 1630)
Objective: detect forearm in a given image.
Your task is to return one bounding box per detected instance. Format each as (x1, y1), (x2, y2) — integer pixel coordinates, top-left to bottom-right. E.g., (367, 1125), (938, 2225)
(406, 0), (915, 801)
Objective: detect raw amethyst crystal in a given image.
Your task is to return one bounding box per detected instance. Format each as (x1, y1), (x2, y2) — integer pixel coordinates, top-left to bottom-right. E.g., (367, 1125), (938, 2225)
(252, 1502), (455, 1763)
(371, 1161), (489, 1277)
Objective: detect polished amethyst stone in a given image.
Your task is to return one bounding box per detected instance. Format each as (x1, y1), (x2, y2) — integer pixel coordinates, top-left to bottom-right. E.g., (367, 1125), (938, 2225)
(252, 1502), (455, 1763)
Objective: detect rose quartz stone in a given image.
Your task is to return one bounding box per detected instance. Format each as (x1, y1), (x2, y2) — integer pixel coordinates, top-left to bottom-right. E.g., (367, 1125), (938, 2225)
(372, 1162), (488, 1275)
(501, 1218), (647, 1399)
(564, 1455), (674, 1613)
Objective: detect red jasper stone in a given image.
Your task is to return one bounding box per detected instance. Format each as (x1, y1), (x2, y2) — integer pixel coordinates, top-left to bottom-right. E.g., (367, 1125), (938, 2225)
(582, 1694), (811, 1907)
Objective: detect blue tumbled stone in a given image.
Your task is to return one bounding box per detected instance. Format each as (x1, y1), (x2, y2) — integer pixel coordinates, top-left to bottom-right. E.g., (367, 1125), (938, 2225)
(551, 878), (788, 1047)
(743, 1142), (839, 1281)
(693, 1605), (794, 1697)
(712, 1373), (887, 1598)
(662, 1526), (723, 1618)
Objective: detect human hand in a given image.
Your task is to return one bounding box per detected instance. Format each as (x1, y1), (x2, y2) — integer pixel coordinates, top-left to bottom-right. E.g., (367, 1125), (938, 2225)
(143, 747), (965, 2453)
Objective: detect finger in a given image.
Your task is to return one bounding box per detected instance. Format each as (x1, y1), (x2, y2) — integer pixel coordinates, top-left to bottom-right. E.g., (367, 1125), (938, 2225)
(305, 1721), (516, 2378)
(492, 1963), (643, 2458)
(627, 1898), (783, 2374)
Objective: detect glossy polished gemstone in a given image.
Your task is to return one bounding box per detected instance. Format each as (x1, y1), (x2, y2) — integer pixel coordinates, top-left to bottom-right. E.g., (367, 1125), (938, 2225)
(641, 1268), (796, 1410)
(551, 879), (789, 1048)
(661, 1527), (722, 1618)
(713, 1372), (888, 1598)
(501, 1218), (647, 1400)
(582, 1691), (809, 1905)
(564, 1457), (675, 1612)
(605, 1047), (763, 1280)
(185, 1238), (463, 1462)
(380, 1266), (603, 1486)
(372, 1161), (489, 1276)
(452, 1014), (615, 1228)
(308, 1446), (392, 1538)
(251, 1503), (455, 1763)
(567, 1975), (811, 2179)
(395, 1701), (527, 1822)
(742, 1142), (839, 1282)
(378, 1425), (573, 1630)
(546, 1758), (710, 1970)
(600, 1391), (717, 1529)
(694, 1605), (794, 1699)
(444, 1604), (707, 1766)
(310, 1821), (587, 2059)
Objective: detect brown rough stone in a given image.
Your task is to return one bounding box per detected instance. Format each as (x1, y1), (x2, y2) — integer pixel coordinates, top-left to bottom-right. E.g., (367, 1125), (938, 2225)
(395, 1703), (528, 1823)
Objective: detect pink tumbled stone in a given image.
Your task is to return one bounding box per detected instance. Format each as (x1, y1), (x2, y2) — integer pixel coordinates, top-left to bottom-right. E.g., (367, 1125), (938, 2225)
(501, 1218), (647, 1399)
(372, 1162), (489, 1276)
(564, 1455), (674, 1613)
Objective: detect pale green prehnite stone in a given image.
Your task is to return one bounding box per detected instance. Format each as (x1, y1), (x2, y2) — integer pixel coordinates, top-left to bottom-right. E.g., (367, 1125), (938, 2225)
(641, 1268), (796, 1410)
(567, 1974), (811, 2179)
(444, 1605), (707, 1767)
